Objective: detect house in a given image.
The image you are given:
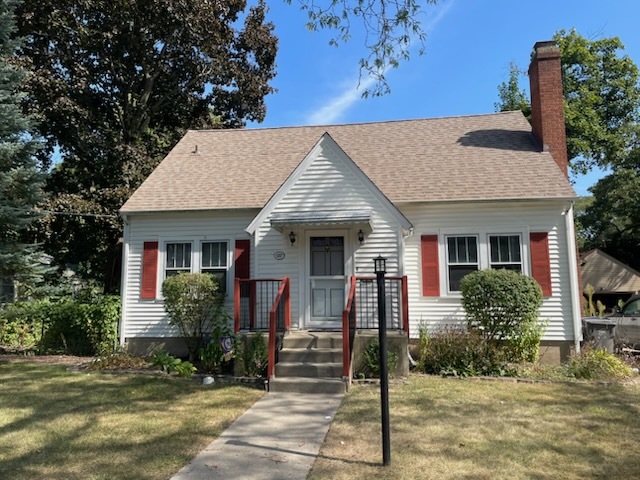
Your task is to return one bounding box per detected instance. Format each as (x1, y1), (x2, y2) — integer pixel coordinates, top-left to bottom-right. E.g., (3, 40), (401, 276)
(119, 41), (582, 387)
(581, 249), (640, 311)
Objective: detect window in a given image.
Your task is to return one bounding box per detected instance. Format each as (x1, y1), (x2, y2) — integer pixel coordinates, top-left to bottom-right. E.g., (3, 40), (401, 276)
(165, 242), (191, 277)
(489, 235), (522, 272)
(446, 236), (478, 292)
(201, 241), (228, 292)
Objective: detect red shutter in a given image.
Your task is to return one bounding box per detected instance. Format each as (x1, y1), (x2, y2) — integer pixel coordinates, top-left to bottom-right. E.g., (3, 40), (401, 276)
(530, 232), (552, 296)
(235, 239), (251, 279)
(141, 241), (158, 299)
(421, 235), (440, 296)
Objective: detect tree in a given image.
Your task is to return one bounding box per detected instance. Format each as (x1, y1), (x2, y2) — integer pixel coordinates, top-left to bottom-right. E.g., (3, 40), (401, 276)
(578, 164), (640, 270)
(495, 62), (530, 117)
(15, 0), (277, 290)
(0, 0), (45, 292)
(288, 0), (439, 96)
(495, 29), (640, 174)
(556, 29), (640, 174)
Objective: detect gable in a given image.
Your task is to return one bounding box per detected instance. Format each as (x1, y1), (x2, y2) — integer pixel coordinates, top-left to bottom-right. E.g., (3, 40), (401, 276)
(246, 133), (412, 234)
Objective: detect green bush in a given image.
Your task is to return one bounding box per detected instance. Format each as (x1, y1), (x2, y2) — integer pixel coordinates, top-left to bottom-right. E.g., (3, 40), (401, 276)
(361, 339), (399, 378)
(1, 295), (119, 355)
(461, 269), (543, 363)
(150, 349), (196, 377)
(41, 296), (120, 356)
(0, 300), (49, 351)
(162, 273), (226, 361)
(568, 346), (633, 380)
(243, 332), (268, 377)
(418, 326), (511, 377)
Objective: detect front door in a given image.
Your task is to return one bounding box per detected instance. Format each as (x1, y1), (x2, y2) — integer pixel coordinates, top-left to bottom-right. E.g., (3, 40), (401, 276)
(309, 236), (345, 326)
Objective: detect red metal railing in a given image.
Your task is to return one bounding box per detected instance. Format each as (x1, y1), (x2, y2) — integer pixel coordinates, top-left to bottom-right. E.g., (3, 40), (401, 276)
(342, 276), (357, 378)
(234, 278), (284, 332)
(267, 277), (290, 380)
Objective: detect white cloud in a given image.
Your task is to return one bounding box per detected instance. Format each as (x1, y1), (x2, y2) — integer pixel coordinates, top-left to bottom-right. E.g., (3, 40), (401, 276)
(304, 0), (455, 126)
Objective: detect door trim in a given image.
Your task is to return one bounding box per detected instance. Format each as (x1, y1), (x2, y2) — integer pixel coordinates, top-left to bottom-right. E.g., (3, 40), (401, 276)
(302, 228), (352, 329)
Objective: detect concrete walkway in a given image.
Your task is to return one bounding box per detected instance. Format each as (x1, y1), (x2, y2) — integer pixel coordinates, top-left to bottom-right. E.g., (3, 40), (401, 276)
(170, 392), (344, 480)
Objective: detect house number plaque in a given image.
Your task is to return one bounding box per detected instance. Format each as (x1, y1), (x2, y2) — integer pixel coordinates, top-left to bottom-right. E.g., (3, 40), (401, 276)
(273, 251), (286, 260)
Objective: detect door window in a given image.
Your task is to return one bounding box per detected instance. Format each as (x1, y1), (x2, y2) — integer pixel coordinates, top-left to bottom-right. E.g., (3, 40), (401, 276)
(311, 237), (344, 276)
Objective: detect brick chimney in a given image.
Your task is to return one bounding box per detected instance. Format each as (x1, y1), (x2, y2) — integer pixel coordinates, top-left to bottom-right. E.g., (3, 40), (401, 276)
(528, 41), (568, 177)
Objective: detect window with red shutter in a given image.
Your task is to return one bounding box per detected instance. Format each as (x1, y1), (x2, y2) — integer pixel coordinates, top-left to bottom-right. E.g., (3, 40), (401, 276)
(235, 239), (251, 279)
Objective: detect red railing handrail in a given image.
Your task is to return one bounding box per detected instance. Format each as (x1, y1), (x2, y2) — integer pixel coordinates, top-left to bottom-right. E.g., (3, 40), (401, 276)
(267, 277), (290, 380)
(342, 276), (357, 378)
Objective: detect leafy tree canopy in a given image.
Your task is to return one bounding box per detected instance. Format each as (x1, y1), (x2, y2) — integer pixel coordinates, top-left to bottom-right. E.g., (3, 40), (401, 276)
(495, 29), (640, 175)
(288, 0), (439, 96)
(15, 0), (278, 290)
(0, 0), (45, 286)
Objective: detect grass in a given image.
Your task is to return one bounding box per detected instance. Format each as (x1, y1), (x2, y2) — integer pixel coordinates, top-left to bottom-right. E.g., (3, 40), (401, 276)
(0, 362), (264, 480)
(309, 375), (640, 479)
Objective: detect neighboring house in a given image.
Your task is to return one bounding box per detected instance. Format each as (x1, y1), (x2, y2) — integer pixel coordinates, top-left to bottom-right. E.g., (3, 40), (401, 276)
(119, 41), (582, 376)
(581, 249), (640, 310)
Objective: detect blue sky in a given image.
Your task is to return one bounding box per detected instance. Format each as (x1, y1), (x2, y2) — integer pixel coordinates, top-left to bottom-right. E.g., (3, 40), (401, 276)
(254, 0), (640, 196)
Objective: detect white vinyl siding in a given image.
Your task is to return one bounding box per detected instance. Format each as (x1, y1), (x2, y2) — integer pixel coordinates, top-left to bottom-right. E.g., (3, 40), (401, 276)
(121, 209), (257, 339)
(255, 139), (404, 329)
(401, 200), (576, 342)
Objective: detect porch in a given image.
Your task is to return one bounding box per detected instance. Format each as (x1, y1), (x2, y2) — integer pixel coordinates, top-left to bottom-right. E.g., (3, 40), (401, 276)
(233, 276), (409, 390)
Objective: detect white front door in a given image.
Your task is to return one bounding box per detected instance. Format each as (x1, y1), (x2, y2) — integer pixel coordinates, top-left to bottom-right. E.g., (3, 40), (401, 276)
(309, 236), (345, 327)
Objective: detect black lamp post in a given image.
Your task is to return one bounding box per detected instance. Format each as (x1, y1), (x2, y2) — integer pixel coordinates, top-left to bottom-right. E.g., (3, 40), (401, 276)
(374, 255), (391, 466)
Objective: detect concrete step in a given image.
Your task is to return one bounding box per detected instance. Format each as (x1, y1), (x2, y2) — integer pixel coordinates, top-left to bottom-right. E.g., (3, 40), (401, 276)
(275, 361), (343, 378)
(269, 376), (346, 394)
(283, 332), (342, 349)
(278, 347), (342, 364)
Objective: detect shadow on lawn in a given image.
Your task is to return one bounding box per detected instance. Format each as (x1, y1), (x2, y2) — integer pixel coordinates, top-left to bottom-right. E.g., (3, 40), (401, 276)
(0, 362), (258, 480)
(312, 378), (640, 479)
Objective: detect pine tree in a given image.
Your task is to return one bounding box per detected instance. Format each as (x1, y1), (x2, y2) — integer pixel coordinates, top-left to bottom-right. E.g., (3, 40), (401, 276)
(0, 0), (44, 296)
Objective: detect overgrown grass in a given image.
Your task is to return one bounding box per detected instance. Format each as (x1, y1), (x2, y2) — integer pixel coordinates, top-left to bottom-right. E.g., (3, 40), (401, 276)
(309, 375), (640, 479)
(0, 362), (264, 480)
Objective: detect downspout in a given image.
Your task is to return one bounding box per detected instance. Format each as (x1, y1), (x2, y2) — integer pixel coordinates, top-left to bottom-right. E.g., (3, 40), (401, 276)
(564, 202), (582, 353)
(119, 213), (130, 346)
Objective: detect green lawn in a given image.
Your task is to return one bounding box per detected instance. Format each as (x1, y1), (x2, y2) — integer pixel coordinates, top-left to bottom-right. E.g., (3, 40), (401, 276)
(309, 375), (640, 480)
(0, 362), (264, 480)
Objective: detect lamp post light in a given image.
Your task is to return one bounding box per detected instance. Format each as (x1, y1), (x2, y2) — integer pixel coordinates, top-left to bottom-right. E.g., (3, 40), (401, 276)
(374, 255), (391, 466)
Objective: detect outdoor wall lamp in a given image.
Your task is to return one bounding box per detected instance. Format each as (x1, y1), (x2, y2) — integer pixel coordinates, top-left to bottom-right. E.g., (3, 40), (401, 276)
(358, 229), (365, 245)
(288, 231), (296, 246)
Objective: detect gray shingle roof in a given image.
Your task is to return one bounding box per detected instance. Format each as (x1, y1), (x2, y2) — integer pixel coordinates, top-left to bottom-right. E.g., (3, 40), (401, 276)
(120, 111), (575, 213)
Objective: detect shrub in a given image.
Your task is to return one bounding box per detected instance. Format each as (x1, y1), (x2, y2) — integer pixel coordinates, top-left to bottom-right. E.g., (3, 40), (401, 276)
(150, 349), (196, 377)
(360, 339), (399, 378)
(1, 295), (119, 355)
(568, 346), (633, 380)
(418, 325), (511, 377)
(41, 295), (120, 356)
(162, 273), (227, 362)
(243, 332), (268, 377)
(0, 300), (49, 351)
(461, 269), (543, 363)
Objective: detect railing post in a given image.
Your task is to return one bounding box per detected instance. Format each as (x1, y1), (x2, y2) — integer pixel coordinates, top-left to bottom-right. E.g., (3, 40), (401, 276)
(342, 308), (350, 378)
(234, 278), (240, 333)
(284, 277), (291, 331)
(268, 309), (276, 379)
(249, 281), (256, 331)
(402, 276), (409, 336)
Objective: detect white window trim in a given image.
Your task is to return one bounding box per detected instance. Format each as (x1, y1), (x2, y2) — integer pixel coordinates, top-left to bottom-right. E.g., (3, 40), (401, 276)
(444, 234), (480, 295)
(156, 237), (232, 299)
(438, 228), (530, 297)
